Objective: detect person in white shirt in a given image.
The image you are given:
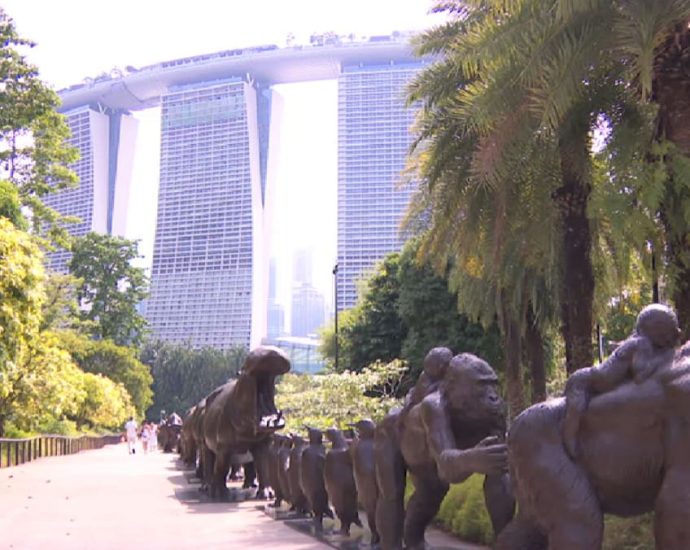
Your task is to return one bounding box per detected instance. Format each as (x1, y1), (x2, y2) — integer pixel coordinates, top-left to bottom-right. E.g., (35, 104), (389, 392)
(140, 423), (151, 453)
(125, 416), (138, 455)
(148, 423), (158, 452)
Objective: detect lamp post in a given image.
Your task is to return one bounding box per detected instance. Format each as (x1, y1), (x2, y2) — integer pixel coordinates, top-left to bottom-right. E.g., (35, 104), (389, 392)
(332, 262), (339, 371)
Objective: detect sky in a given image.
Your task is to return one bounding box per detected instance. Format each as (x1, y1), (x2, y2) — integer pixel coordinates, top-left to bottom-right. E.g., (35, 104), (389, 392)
(4, 0), (445, 325)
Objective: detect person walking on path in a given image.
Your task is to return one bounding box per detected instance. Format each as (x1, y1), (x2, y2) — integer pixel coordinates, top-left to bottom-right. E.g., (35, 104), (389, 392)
(141, 423), (151, 453)
(125, 416), (138, 455)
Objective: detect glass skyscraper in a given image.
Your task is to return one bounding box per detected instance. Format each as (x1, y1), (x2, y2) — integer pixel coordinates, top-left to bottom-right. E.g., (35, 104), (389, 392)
(145, 79), (273, 349)
(336, 62), (422, 310)
(54, 38), (425, 347)
(44, 106), (137, 272)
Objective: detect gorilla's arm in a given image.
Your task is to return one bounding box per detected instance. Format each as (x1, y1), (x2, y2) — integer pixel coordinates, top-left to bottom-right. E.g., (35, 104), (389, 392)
(420, 395), (508, 484)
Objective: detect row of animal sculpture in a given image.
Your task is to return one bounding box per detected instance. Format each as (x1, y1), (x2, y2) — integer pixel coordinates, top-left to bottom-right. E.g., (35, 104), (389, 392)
(177, 304), (690, 550)
(268, 424), (379, 541)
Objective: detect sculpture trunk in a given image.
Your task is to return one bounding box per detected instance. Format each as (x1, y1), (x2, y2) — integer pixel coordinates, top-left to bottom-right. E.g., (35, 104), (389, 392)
(556, 124), (594, 374)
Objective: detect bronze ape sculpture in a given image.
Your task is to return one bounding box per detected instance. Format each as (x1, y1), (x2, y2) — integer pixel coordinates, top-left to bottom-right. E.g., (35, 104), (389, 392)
(202, 346), (290, 500)
(496, 306), (690, 550)
(376, 349), (514, 550)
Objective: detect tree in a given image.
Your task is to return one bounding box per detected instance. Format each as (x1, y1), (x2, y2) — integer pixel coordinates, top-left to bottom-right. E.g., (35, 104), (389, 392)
(0, 218), (46, 435)
(39, 272), (85, 332)
(336, 254), (407, 373)
(0, 9), (78, 245)
(58, 331), (153, 417)
(0, 180), (27, 229)
(408, 1), (604, 374)
(405, 12), (566, 411)
(68, 232), (149, 347)
(9, 332), (86, 434)
(396, 240), (503, 390)
(143, 342), (247, 420)
(73, 373), (133, 430)
(321, 243), (505, 396)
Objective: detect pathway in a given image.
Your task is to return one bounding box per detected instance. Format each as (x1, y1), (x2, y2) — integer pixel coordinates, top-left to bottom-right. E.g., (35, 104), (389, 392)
(0, 442), (487, 550)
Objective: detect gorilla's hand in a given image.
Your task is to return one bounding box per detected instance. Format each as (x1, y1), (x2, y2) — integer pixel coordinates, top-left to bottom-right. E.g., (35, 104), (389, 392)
(438, 437), (508, 482)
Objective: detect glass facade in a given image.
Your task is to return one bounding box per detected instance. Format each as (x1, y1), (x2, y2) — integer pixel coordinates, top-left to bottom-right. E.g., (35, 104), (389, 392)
(52, 42), (425, 351)
(43, 107), (119, 272)
(45, 108), (96, 271)
(336, 62), (422, 310)
(145, 79), (264, 349)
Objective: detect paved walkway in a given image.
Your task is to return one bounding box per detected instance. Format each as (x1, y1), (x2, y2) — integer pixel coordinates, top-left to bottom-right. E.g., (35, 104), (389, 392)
(0, 443), (487, 550)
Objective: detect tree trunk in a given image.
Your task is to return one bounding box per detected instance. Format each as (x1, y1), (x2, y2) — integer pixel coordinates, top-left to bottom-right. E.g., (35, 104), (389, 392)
(555, 124), (595, 374)
(654, 25), (690, 340)
(663, 230), (690, 341)
(525, 310), (547, 404)
(502, 316), (525, 419)
(672, 261), (690, 341)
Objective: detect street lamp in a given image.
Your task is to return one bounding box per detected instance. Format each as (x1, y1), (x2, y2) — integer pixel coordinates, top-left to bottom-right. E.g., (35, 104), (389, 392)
(332, 262), (339, 371)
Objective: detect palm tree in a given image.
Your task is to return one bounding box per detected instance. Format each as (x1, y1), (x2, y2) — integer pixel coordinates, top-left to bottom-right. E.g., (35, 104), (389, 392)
(405, 9), (562, 412)
(408, 1), (608, 374)
(474, 0), (690, 336)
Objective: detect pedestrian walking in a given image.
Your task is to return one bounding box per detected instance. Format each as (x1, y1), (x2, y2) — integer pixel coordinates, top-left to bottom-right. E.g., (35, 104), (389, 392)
(125, 416), (138, 455)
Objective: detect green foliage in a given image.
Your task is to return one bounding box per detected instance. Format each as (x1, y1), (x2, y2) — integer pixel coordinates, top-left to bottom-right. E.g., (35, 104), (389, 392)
(143, 341), (247, 420)
(397, 240), (502, 386)
(74, 372), (133, 430)
(0, 179), (27, 229)
(39, 272), (87, 332)
(335, 255), (407, 373)
(275, 360), (406, 432)
(68, 232), (149, 347)
(0, 218), (46, 434)
(58, 331), (152, 416)
(322, 242), (502, 394)
(603, 514), (654, 550)
(0, 9), (78, 245)
(0, 11), (134, 436)
(11, 332), (85, 430)
(435, 475), (494, 545)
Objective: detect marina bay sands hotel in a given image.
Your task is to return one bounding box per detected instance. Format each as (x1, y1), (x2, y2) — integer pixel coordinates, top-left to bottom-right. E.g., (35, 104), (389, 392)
(53, 34), (427, 349)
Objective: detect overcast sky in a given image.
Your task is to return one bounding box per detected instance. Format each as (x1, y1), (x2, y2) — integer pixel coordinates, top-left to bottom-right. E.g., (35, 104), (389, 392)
(4, 0), (445, 324)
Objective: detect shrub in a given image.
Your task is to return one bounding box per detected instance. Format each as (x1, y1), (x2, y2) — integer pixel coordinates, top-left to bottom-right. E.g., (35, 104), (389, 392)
(275, 360), (406, 431)
(434, 475), (493, 545)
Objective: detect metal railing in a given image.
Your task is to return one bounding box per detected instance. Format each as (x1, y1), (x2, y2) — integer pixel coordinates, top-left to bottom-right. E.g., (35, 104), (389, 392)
(0, 434), (122, 468)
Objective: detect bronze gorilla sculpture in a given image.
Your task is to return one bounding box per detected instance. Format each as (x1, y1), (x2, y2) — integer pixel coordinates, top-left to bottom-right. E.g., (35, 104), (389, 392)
(202, 346), (290, 500)
(375, 349), (514, 550)
(496, 338), (690, 549)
